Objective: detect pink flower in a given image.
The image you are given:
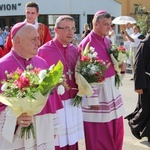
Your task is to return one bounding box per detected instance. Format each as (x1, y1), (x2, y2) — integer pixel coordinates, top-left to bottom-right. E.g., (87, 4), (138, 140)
(97, 59), (105, 65)
(81, 56), (90, 62)
(14, 75), (30, 90)
(33, 68), (41, 74)
(9, 72), (14, 78)
(15, 68), (23, 75)
(117, 46), (126, 53)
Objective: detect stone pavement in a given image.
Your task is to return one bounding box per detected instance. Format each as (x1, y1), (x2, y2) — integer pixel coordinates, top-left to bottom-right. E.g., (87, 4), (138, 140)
(78, 139), (85, 150)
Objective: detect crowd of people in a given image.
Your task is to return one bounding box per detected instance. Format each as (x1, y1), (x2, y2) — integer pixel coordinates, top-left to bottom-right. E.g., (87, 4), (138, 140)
(0, 1), (150, 150)
(0, 26), (10, 57)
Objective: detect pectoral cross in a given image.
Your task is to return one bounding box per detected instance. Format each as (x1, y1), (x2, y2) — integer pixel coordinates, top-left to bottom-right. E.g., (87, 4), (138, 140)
(66, 68), (73, 80)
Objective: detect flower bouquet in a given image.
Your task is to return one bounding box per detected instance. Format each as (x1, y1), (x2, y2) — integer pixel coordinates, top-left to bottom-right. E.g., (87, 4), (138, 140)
(72, 42), (110, 107)
(0, 61), (65, 139)
(109, 45), (129, 88)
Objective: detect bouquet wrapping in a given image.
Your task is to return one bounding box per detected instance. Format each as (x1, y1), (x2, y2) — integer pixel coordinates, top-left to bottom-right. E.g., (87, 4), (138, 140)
(72, 42), (110, 107)
(109, 45), (129, 88)
(0, 61), (65, 139)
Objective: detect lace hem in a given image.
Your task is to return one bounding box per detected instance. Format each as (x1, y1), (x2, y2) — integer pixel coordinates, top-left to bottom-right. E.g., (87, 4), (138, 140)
(16, 142), (54, 150)
(53, 112), (61, 135)
(0, 107), (7, 134)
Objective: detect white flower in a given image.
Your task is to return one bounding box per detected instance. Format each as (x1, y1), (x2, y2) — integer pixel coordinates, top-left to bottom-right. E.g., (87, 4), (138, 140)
(1, 83), (8, 91)
(93, 52), (98, 58)
(38, 70), (46, 83)
(6, 74), (10, 79)
(82, 67), (87, 73)
(88, 53), (93, 59)
(87, 64), (91, 68)
(5, 70), (10, 79)
(91, 65), (97, 71)
(89, 65), (97, 75)
(5, 70), (8, 75)
(57, 85), (65, 95)
(26, 64), (33, 70)
(22, 72), (27, 77)
(58, 77), (63, 83)
(89, 46), (95, 52)
(49, 64), (55, 71)
(88, 51), (97, 59)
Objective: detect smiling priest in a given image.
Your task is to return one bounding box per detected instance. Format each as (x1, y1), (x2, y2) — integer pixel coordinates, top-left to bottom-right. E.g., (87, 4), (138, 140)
(38, 15), (84, 150)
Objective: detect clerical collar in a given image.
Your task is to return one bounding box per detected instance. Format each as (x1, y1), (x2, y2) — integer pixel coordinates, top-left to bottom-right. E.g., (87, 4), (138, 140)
(92, 30), (104, 39)
(12, 50), (35, 70)
(54, 38), (69, 48)
(63, 45), (67, 47)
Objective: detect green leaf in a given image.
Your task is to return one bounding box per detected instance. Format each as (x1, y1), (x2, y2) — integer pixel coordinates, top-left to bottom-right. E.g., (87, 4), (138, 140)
(72, 95), (82, 107)
(20, 123), (35, 139)
(115, 72), (122, 88)
(38, 61), (64, 95)
(83, 41), (90, 55)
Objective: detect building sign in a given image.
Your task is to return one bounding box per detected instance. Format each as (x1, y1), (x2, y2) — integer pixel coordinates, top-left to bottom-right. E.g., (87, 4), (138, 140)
(0, 3), (21, 11)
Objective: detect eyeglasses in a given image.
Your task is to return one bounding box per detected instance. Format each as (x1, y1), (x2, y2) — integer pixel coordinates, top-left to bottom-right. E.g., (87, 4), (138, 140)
(57, 26), (76, 32)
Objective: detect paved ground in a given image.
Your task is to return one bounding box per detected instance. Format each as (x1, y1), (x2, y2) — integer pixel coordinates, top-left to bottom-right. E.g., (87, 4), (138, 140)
(78, 73), (150, 150)
(78, 139), (86, 150)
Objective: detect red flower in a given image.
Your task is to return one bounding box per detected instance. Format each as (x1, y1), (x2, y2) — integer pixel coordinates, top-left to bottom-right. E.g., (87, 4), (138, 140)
(95, 57), (100, 61)
(97, 59), (104, 64)
(14, 75), (30, 90)
(95, 72), (101, 76)
(117, 46), (126, 53)
(98, 76), (105, 82)
(81, 56), (90, 62)
(33, 68), (41, 74)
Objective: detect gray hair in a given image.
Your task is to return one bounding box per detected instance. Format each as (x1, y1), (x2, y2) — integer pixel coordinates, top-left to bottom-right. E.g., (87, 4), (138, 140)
(55, 15), (75, 28)
(92, 12), (111, 23)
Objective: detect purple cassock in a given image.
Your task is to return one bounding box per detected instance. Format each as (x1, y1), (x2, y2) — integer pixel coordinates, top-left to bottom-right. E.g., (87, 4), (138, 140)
(79, 30), (124, 150)
(0, 50), (63, 114)
(38, 38), (84, 149)
(38, 38), (79, 101)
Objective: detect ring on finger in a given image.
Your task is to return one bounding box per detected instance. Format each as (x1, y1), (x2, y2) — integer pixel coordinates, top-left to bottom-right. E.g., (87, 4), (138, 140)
(21, 120), (24, 124)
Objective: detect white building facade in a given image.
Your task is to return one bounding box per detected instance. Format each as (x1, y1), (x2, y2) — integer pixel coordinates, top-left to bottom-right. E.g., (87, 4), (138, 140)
(0, 0), (121, 35)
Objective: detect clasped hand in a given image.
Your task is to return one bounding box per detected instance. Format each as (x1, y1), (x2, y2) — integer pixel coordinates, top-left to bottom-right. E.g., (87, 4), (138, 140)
(17, 113), (32, 127)
(119, 62), (126, 73)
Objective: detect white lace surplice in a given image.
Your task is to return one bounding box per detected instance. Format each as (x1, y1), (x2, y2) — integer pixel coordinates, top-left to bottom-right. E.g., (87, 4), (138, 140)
(0, 107), (60, 150)
(82, 75), (125, 123)
(55, 99), (84, 147)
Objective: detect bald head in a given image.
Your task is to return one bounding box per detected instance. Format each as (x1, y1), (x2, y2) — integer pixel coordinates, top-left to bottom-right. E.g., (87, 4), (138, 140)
(13, 23), (37, 39)
(12, 23), (40, 59)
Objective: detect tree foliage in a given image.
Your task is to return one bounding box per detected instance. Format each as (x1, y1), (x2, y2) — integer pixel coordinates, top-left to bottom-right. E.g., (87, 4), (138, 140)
(133, 4), (150, 35)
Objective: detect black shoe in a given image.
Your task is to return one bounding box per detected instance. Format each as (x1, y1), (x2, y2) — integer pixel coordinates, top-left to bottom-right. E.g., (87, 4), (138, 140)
(130, 128), (141, 139)
(128, 122), (141, 139)
(148, 137), (150, 142)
